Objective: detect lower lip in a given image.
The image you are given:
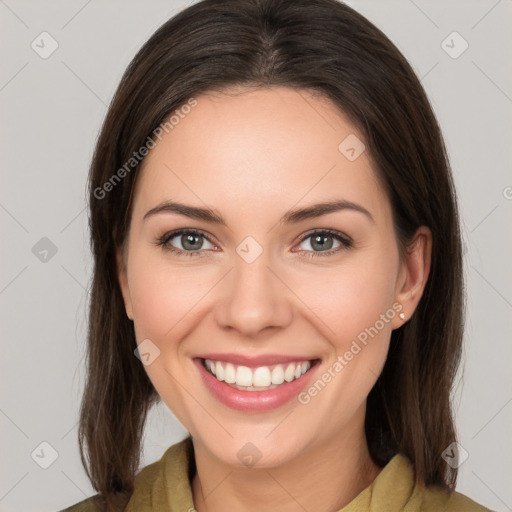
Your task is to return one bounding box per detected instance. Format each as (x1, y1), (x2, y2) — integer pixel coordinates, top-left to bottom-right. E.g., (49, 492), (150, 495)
(194, 358), (320, 412)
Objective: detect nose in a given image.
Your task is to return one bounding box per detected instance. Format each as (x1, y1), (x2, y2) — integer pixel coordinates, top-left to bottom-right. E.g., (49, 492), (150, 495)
(214, 250), (294, 337)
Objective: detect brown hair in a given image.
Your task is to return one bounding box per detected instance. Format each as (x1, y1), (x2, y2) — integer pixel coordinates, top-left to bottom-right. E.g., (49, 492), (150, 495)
(78, 0), (464, 509)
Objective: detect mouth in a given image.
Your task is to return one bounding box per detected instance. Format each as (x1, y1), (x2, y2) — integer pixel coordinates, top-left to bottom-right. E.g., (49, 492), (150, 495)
(193, 356), (321, 411)
(201, 358), (317, 390)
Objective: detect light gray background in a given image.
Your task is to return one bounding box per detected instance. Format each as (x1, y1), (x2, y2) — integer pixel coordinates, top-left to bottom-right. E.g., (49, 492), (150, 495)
(1, 1), (511, 511)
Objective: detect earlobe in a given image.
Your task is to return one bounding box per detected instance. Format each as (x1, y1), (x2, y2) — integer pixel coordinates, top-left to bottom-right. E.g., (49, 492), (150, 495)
(116, 249), (134, 320)
(393, 226), (432, 328)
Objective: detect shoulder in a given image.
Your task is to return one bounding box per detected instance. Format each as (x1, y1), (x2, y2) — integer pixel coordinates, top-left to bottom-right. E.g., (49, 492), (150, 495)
(422, 486), (495, 512)
(380, 453), (494, 512)
(58, 492), (130, 512)
(58, 437), (193, 512)
(57, 494), (103, 512)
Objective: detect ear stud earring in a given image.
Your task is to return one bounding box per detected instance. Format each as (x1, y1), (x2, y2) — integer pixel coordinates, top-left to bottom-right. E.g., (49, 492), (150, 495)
(399, 312), (406, 320)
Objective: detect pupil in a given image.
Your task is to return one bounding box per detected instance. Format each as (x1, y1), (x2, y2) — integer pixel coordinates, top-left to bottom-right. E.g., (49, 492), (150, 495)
(183, 234), (202, 250)
(312, 234), (333, 251)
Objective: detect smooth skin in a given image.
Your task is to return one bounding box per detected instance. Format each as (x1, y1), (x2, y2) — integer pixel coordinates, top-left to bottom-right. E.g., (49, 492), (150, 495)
(117, 86), (432, 512)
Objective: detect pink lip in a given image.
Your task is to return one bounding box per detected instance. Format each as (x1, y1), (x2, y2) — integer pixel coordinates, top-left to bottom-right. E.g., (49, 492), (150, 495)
(193, 357), (320, 412)
(194, 352), (316, 367)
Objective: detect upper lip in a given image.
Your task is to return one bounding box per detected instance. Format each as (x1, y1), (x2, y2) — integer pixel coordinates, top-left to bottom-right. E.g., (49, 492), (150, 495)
(194, 353), (320, 367)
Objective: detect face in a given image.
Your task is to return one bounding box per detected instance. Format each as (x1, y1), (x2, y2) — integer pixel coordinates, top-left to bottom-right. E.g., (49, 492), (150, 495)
(117, 86), (430, 469)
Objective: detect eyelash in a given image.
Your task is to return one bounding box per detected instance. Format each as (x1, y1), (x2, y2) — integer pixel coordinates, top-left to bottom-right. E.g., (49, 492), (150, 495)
(155, 228), (352, 259)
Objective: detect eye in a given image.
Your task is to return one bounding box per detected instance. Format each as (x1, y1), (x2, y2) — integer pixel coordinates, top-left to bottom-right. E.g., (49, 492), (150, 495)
(156, 229), (217, 257)
(156, 228), (352, 259)
(295, 229), (352, 259)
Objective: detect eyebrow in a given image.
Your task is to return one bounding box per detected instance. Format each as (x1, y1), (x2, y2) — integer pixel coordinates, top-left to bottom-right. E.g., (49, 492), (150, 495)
(143, 199), (375, 225)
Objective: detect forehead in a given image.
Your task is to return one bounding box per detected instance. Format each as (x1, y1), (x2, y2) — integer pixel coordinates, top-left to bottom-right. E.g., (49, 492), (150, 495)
(133, 86), (391, 227)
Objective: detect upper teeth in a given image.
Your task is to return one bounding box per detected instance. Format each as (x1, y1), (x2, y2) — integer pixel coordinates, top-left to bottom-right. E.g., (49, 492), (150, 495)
(204, 359), (312, 387)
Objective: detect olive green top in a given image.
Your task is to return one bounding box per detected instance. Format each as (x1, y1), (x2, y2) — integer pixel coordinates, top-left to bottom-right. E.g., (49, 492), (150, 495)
(60, 436), (493, 512)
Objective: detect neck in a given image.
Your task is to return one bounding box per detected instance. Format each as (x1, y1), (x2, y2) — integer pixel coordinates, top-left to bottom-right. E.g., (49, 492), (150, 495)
(191, 416), (381, 512)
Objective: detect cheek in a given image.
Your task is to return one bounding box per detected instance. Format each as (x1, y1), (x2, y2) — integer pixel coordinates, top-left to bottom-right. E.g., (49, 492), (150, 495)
(295, 255), (397, 338)
(127, 248), (219, 345)
(291, 258), (397, 418)
(126, 243), (179, 336)
(289, 249), (398, 405)
(126, 253), (205, 420)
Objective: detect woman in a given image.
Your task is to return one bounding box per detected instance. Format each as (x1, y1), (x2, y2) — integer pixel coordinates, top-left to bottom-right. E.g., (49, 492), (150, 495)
(61, 0), (493, 510)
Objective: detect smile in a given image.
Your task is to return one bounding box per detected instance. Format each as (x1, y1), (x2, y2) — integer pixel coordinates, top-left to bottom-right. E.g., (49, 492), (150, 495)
(194, 356), (321, 411)
(203, 358), (313, 390)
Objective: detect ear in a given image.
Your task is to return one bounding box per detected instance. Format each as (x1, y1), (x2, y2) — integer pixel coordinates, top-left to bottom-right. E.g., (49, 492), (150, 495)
(392, 226), (432, 329)
(116, 247), (134, 320)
